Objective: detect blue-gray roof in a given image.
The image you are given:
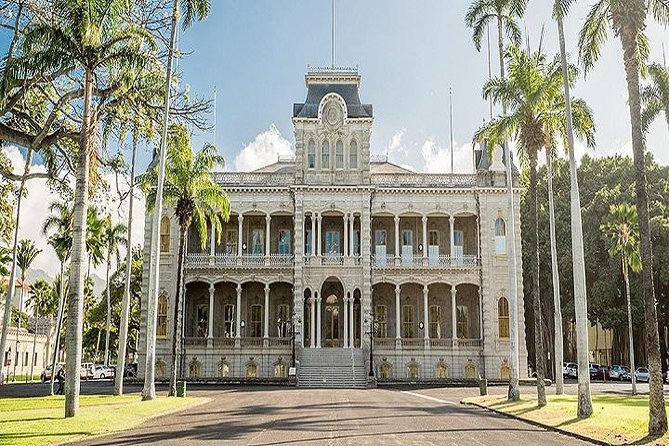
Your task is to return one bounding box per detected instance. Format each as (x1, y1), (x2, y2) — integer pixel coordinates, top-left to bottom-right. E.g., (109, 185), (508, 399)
(293, 83), (373, 119)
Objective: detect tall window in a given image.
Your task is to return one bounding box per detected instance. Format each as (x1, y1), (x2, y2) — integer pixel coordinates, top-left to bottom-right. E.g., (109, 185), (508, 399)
(160, 216), (170, 253)
(375, 305), (388, 338)
(498, 297), (510, 338)
(349, 140), (358, 168)
(307, 139), (316, 169)
(278, 230), (291, 255)
(495, 218), (507, 254)
(157, 292), (168, 337)
(274, 362), (287, 378)
(196, 304), (209, 338)
(250, 304), (263, 338)
(325, 231), (340, 256)
(402, 305), (414, 338)
(278, 304), (290, 337)
(305, 228), (312, 256)
(457, 305), (469, 338)
(251, 229), (264, 255)
(321, 140), (330, 170)
(224, 304), (235, 337)
(429, 305), (441, 339)
(335, 140), (344, 169)
(218, 362), (230, 378)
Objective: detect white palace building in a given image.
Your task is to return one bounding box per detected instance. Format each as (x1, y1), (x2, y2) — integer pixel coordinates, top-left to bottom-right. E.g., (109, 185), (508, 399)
(138, 66), (528, 387)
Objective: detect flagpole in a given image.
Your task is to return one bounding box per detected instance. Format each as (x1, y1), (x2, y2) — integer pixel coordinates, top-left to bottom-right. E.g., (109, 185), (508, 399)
(450, 88), (454, 174)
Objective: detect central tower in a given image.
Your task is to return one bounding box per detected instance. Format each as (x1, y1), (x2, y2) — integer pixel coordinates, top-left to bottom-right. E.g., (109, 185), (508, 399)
(292, 66), (373, 185)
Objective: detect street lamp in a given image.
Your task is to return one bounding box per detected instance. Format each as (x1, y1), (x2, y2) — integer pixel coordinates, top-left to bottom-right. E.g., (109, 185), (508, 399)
(289, 312), (301, 368)
(365, 311), (378, 378)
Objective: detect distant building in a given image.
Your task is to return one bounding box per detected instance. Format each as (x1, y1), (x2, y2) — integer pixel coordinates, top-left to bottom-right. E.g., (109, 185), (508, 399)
(138, 66), (528, 386)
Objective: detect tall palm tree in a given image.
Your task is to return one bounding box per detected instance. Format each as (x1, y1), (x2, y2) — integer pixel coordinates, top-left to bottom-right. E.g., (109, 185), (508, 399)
(143, 0), (211, 403)
(578, 0), (669, 434)
(474, 46), (595, 408)
(42, 200), (72, 395)
(16, 0), (153, 417)
(641, 62), (669, 137)
(17, 239), (42, 381)
(141, 124), (229, 397)
(86, 207), (107, 278)
(551, 0), (594, 418)
(601, 203), (641, 396)
(27, 279), (56, 382)
(465, 0), (527, 402)
(102, 217), (127, 367)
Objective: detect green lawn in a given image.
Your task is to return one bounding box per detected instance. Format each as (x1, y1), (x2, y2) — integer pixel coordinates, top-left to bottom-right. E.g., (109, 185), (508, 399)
(0, 394), (204, 446)
(464, 394), (666, 445)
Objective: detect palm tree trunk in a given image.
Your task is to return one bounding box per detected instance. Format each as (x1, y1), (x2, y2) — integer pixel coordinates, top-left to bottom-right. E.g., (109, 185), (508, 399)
(104, 254), (111, 367)
(142, 0), (179, 402)
(529, 149), (546, 407)
(623, 256), (637, 395)
(546, 152), (564, 395)
(620, 21), (667, 436)
(557, 17), (592, 418)
(0, 148), (32, 385)
(168, 225), (187, 396)
(115, 120), (138, 396)
(65, 68), (93, 418)
(496, 14), (521, 402)
(50, 263), (66, 395)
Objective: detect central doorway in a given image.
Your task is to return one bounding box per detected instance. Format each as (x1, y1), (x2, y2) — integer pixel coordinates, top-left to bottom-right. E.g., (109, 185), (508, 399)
(325, 295), (340, 347)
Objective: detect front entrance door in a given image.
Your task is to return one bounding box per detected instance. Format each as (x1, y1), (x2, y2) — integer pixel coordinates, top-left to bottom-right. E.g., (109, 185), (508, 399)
(325, 294), (340, 347)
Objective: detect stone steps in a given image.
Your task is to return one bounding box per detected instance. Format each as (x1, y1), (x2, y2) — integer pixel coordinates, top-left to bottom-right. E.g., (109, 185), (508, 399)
(298, 348), (368, 388)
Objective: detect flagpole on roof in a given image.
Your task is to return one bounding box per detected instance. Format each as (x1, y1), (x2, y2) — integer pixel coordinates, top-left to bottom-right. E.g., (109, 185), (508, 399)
(450, 88), (454, 174)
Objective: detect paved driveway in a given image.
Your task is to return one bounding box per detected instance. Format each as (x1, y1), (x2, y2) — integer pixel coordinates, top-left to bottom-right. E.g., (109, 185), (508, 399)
(70, 385), (593, 446)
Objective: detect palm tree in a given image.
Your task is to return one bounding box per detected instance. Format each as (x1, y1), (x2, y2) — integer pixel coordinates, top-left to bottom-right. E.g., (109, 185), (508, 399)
(578, 0), (669, 434)
(141, 124), (229, 397)
(641, 62), (669, 137)
(465, 0), (527, 402)
(86, 207), (107, 278)
(551, 0), (594, 418)
(16, 0), (152, 417)
(474, 46), (595, 408)
(27, 279), (56, 382)
(601, 203), (641, 396)
(16, 239), (42, 381)
(102, 217), (127, 367)
(143, 0), (211, 402)
(0, 246), (10, 277)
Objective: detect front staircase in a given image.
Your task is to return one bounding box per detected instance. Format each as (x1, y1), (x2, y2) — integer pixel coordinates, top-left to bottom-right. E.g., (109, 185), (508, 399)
(298, 348), (368, 388)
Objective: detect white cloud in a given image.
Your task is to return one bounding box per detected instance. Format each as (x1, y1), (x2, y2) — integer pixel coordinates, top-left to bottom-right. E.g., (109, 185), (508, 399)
(388, 128), (408, 157)
(3, 146), (145, 281)
(419, 138), (474, 174)
(234, 124), (294, 172)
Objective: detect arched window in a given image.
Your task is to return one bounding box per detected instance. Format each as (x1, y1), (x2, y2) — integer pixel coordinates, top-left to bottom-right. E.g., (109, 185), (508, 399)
(274, 362), (287, 378)
(155, 360), (166, 379)
(321, 140), (330, 170)
(465, 361), (477, 379)
(307, 139), (316, 169)
(500, 363), (511, 380)
(349, 140), (358, 168)
(189, 358), (201, 378)
(495, 218), (506, 254)
(335, 140), (344, 169)
(218, 361), (230, 378)
(160, 216), (171, 253)
(246, 362), (258, 378)
(157, 291), (168, 337)
(436, 362), (448, 379)
(378, 362), (392, 379)
(498, 297), (510, 339)
(407, 362), (420, 380)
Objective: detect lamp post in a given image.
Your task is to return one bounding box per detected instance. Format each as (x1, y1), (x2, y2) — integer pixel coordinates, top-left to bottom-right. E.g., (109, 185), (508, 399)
(289, 312), (301, 369)
(365, 311), (378, 378)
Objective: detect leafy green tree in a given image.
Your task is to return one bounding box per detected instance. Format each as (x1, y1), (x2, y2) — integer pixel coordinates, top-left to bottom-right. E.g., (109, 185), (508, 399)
(0, 246), (10, 277)
(27, 279), (57, 381)
(578, 0), (669, 434)
(141, 124), (229, 397)
(101, 217), (126, 367)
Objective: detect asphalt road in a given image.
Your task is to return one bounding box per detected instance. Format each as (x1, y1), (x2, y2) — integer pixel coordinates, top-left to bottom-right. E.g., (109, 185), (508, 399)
(60, 385), (594, 446)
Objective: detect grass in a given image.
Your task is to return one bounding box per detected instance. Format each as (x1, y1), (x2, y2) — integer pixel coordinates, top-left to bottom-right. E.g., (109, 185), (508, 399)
(0, 394), (205, 446)
(464, 394), (667, 445)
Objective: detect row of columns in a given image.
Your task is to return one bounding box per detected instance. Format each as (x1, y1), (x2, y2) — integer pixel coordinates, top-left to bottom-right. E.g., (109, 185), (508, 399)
(307, 294), (358, 348)
(206, 283), (271, 340)
(391, 215), (457, 258)
(307, 212), (357, 257)
(393, 284), (459, 340)
(202, 214), (282, 257)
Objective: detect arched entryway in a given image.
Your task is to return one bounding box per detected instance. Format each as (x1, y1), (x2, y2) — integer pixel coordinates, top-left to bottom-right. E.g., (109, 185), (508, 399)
(320, 278), (344, 348)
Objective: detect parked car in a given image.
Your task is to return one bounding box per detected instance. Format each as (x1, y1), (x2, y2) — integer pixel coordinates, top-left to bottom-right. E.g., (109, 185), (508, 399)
(608, 365), (630, 381)
(589, 363), (601, 379)
(562, 362), (576, 378)
(566, 363), (577, 378)
(40, 363), (63, 382)
(92, 365), (114, 379)
(635, 367), (650, 383)
(80, 362), (95, 380)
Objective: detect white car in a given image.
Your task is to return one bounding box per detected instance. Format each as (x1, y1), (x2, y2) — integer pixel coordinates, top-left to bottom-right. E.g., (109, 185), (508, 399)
(635, 367), (650, 383)
(92, 365), (114, 379)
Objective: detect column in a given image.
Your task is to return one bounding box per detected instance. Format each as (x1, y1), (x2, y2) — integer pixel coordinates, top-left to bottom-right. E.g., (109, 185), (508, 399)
(395, 284), (401, 339)
(343, 295), (349, 348)
(343, 214), (349, 257)
(422, 215), (428, 263)
(235, 284), (242, 339)
(237, 215), (244, 257)
(310, 213), (316, 256)
(451, 286), (458, 339)
(316, 294), (322, 348)
(394, 215), (400, 264)
(316, 213), (322, 257)
(309, 296), (316, 348)
(423, 285), (429, 340)
(349, 294), (355, 346)
(449, 215), (455, 265)
(263, 284), (270, 338)
(349, 215), (355, 256)
(210, 222), (216, 257)
(265, 214), (271, 258)
(208, 284), (215, 339)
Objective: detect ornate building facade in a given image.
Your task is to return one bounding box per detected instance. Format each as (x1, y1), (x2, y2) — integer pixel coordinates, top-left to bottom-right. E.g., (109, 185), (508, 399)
(138, 67), (528, 386)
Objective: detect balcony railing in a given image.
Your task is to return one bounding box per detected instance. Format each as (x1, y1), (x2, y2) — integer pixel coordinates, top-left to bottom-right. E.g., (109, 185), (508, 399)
(371, 173), (477, 188)
(185, 254), (294, 268)
(372, 338), (482, 350)
(321, 255), (344, 266)
(211, 172), (295, 187)
(371, 254), (480, 268)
